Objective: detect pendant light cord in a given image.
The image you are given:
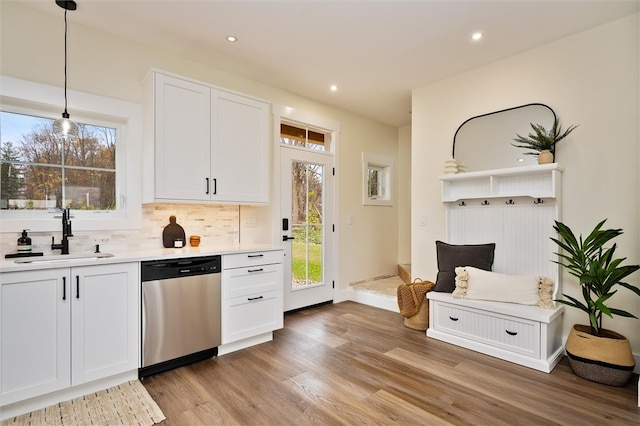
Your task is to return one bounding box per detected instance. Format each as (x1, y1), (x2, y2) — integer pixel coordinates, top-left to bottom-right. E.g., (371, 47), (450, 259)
(63, 9), (69, 115)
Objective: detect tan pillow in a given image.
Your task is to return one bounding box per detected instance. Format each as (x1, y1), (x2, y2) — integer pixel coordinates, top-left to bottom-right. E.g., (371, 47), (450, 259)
(453, 266), (555, 309)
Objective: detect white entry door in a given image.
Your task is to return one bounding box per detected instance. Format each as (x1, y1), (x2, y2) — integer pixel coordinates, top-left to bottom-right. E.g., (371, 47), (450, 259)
(280, 147), (334, 311)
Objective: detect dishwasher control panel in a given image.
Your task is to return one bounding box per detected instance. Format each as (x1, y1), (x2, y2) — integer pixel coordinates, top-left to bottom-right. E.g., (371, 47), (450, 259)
(141, 255), (221, 281)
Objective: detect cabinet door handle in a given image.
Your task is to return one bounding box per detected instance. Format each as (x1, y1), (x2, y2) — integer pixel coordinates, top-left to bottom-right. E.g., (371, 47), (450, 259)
(205, 178), (210, 195)
(248, 296), (264, 301)
(248, 268), (264, 273)
(449, 316), (459, 321)
(505, 330), (518, 336)
(213, 178), (217, 195)
(76, 276), (80, 299)
(62, 276), (66, 300)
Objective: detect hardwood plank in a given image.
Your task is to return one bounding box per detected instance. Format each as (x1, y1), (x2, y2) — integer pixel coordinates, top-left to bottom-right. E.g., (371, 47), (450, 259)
(143, 301), (640, 425)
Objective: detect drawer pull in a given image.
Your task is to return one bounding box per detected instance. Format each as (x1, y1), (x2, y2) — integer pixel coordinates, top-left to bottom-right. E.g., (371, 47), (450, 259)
(248, 254), (264, 258)
(505, 330), (518, 336)
(248, 296), (264, 301)
(449, 316), (459, 321)
(248, 268), (264, 273)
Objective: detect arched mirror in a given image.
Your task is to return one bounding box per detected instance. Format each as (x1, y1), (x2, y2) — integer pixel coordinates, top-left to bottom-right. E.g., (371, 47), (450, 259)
(452, 103), (556, 172)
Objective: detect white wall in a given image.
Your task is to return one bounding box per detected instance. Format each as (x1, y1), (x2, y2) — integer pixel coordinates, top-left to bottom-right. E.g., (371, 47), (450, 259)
(337, 114), (399, 286)
(0, 3), (402, 293)
(398, 125), (411, 265)
(412, 14), (640, 353)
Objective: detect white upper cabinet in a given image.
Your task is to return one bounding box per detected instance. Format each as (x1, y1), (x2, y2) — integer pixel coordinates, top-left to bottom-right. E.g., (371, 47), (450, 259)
(153, 73), (211, 201)
(144, 71), (271, 204)
(212, 89), (270, 203)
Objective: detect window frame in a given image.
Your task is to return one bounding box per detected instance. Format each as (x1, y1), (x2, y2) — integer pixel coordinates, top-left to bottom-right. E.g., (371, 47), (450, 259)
(280, 119), (332, 153)
(362, 152), (393, 206)
(0, 76), (142, 232)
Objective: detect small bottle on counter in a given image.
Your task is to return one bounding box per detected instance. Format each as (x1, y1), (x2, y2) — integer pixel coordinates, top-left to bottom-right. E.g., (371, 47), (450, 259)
(17, 229), (32, 254)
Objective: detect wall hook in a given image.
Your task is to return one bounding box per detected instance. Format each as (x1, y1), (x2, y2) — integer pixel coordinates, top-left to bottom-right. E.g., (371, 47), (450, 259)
(534, 198), (544, 204)
(458, 201), (466, 207)
(481, 200), (490, 206)
(505, 199), (515, 205)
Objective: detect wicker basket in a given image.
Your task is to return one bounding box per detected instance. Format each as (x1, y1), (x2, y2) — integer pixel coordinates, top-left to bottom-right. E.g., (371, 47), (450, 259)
(397, 279), (434, 331)
(565, 324), (635, 386)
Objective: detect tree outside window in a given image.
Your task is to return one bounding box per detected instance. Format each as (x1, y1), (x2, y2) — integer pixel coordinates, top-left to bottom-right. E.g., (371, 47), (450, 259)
(0, 111), (116, 211)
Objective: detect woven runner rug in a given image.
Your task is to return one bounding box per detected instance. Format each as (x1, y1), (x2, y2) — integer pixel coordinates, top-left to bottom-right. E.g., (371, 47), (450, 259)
(1, 380), (165, 426)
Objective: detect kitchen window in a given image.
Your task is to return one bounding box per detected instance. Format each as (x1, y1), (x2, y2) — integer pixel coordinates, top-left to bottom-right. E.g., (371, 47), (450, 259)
(1, 110), (117, 212)
(0, 76), (141, 232)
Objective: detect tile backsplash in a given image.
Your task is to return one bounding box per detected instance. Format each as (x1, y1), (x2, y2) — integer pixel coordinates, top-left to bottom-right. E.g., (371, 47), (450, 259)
(0, 204), (241, 256)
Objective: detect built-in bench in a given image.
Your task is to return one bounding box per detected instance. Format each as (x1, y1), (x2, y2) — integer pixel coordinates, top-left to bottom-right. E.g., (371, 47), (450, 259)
(427, 164), (565, 372)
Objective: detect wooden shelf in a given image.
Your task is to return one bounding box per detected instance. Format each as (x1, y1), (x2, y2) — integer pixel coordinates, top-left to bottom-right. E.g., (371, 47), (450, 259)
(441, 163), (562, 202)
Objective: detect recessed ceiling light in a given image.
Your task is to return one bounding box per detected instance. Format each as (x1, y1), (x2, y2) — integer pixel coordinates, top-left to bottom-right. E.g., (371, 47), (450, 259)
(471, 32), (483, 41)
(226, 35), (237, 42)
(330, 85), (338, 92)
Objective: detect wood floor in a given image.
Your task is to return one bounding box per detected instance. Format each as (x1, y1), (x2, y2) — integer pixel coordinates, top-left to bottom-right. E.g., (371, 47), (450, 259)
(142, 301), (640, 425)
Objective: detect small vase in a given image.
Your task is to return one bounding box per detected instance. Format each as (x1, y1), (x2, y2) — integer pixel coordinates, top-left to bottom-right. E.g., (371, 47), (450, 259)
(565, 324), (635, 386)
(538, 150), (554, 164)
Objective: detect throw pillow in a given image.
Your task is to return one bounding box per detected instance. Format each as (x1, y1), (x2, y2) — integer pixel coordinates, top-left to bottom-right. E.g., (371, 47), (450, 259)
(434, 241), (495, 292)
(453, 266), (555, 308)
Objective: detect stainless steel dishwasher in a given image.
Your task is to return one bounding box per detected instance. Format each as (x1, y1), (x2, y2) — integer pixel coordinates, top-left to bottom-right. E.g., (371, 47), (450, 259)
(140, 255), (221, 378)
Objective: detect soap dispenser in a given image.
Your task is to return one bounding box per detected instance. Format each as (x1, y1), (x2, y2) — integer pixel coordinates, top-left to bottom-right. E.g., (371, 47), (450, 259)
(17, 229), (32, 254)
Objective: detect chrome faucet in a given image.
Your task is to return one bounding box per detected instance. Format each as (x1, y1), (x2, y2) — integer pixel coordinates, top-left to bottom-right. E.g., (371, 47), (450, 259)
(51, 208), (73, 255)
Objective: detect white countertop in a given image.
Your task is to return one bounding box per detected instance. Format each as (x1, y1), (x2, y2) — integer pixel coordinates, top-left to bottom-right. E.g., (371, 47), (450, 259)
(0, 243), (282, 273)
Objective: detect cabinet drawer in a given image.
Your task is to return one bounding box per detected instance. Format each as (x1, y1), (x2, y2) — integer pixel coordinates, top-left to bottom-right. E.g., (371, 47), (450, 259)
(434, 302), (540, 358)
(222, 263), (282, 299)
(222, 290), (282, 344)
(223, 250), (282, 269)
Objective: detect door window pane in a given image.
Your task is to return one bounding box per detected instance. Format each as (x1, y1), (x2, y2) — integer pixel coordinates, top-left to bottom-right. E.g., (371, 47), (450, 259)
(291, 161), (323, 288)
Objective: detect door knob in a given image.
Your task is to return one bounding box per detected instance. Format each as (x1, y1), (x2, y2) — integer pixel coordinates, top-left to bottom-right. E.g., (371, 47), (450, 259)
(282, 235), (295, 241)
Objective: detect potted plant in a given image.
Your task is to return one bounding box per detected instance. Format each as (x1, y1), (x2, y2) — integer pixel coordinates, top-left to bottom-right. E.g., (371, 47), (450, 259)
(512, 117), (578, 164)
(551, 219), (640, 386)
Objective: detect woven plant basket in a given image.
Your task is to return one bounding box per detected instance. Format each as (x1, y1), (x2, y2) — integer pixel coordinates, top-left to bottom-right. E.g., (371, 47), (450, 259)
(565, 324), (635, 386)
(403, 299), (430, 330)
(397, 279), (434, 331)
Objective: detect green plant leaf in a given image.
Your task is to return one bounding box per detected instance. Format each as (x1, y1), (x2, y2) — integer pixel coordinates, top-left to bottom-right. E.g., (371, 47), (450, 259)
(555, 293), (589, 313)
(609, 308), (638, 319)
(511, 118), (578, 153)
(550, 219), (640, 332)
(618, 281), (640, 297)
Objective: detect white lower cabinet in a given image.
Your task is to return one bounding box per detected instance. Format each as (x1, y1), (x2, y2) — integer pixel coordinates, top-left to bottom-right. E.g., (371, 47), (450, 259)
(221, 251), (283, 350)
(0, 263), (139, 407)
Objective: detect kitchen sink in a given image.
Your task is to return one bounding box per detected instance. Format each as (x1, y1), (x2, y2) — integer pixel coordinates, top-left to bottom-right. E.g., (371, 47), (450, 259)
(14, 252), (114, 264)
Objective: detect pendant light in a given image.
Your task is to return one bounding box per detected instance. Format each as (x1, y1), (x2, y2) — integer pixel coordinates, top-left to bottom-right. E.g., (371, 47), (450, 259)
(53, 0), (78, 140)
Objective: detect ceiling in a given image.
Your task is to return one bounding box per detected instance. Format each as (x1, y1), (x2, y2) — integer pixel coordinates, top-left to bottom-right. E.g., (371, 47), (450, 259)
(15, 0), (640, 127)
